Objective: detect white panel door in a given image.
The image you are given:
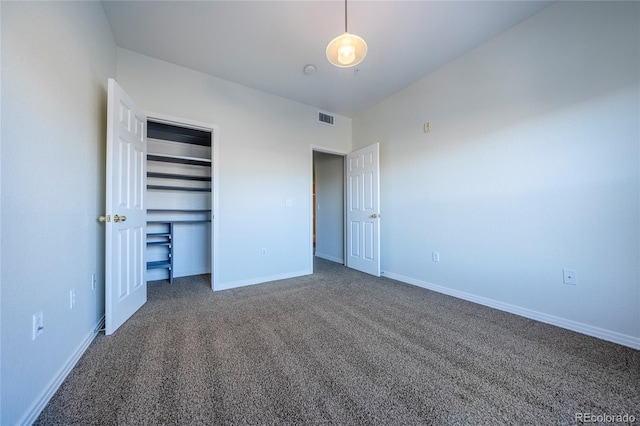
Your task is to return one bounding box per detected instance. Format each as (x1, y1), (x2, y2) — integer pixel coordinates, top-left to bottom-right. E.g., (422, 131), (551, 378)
(346, 143), (380, 276)
(105, 78), (147, 335)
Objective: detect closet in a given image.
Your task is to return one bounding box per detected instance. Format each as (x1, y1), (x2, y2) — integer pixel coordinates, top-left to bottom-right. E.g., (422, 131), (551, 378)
(146, 120), (212, 283)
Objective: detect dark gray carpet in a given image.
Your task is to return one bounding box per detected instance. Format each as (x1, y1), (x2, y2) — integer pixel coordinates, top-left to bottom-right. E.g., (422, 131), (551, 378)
(36, 258), (639, 425)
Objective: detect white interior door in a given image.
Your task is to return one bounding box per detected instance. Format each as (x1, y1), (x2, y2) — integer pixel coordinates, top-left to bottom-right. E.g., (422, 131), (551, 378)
(105, 78), (147, 335)
(346, 143), (380, 276)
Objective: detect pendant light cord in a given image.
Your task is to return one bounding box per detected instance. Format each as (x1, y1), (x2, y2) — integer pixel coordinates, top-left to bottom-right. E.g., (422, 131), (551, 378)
(345, 0), (348, 33)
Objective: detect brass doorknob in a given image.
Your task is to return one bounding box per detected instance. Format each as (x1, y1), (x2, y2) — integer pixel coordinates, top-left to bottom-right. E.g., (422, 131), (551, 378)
(98, 215), (110, 223)
(371, 213), (378, 218)
(113, 214), (127, 223)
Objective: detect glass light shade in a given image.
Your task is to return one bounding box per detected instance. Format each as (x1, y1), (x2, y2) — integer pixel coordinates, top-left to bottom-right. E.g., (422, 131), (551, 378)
(326, 32), (367, 68)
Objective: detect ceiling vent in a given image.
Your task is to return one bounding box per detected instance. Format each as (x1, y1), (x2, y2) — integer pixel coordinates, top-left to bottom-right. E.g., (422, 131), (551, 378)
(318, 111), (335, 126)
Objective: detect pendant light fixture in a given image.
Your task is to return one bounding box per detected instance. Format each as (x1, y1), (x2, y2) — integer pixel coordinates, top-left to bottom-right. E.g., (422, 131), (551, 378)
(326, 0), (367, 68)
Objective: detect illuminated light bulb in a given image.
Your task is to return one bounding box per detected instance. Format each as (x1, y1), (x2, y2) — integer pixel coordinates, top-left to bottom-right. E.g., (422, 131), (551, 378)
(338, 43), (356, 65)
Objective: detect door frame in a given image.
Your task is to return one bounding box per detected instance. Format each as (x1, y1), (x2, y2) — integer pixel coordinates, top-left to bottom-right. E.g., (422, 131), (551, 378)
(309, 145), (348, 272)
(147, 112), (220, 290)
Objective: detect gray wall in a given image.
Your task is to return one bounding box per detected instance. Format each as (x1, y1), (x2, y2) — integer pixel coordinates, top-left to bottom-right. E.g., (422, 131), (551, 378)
(314, 152), (344, 263)
(1, 2), (117, 424)
(353, 1), (640, 347)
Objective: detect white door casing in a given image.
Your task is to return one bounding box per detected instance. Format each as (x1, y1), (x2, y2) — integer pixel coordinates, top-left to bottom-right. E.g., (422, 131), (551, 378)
(105, 78), (147, 335)
(346, 143), (380, 276)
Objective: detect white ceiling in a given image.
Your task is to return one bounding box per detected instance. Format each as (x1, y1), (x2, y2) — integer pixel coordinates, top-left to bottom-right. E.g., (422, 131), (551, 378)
(101, 0), (553, 117)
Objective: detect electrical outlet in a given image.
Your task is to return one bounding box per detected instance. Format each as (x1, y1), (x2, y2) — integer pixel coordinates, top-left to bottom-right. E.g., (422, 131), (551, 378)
(432, 251), (440, 262)
(563, 269), (577, 285)
(32, 311), (44, 340)
(91, 273), (96, 290)
(70, 289), (76, 309)
(261, 248), (267, 256)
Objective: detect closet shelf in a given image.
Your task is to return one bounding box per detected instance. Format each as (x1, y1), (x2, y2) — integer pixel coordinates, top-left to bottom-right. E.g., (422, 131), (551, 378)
(146, 221), (174, 284)
(148, 153), (211, 167)
(147, 209), (211, 213)
(148, 220), (211, 224)
(147, 241), (171, 247)
(147, 260), (172, 269)
(148, 120), (211, 147)
(147, 231), (172, 237)
(147, 184), (211, 192)
(148, 171), (211, 181)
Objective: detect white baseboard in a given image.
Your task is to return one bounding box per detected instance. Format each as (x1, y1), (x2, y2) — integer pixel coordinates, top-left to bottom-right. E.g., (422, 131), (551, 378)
(381, 270), (640, 350)
(214, 269), (312, 291)
(314, 253), (344, 264)
(19, 319), (102, 425)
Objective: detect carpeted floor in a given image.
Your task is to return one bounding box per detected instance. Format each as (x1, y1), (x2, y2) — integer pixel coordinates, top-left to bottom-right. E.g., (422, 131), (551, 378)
(36, 258), (639, 425)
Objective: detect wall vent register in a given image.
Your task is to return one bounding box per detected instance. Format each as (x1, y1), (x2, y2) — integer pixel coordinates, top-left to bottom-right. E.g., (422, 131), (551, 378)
(318, 111), (335, 126)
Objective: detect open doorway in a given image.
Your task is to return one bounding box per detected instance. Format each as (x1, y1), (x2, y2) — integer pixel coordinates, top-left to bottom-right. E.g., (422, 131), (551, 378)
(145, 118), (213, 284)
(310, 143), (380, 276)
(313, 150), (345, 265)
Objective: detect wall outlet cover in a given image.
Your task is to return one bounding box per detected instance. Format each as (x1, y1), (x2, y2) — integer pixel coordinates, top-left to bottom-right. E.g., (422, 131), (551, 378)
(32, 312), (44, 340)
(563, 269), (577, 285)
